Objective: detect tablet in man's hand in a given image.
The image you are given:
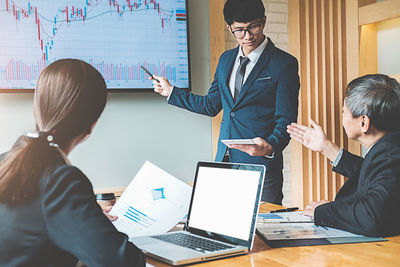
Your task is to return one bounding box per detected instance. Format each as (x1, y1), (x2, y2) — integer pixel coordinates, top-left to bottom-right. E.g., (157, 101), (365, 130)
(221, 139), (256, 146)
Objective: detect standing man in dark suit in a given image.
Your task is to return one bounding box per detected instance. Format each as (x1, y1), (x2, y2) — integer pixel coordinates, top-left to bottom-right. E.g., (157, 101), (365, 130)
(152, 0), (300, 205)
(287, 74), (400, 237)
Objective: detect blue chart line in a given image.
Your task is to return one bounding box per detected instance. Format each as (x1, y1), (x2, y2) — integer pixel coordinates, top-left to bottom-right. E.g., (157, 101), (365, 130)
(123, 206), (156, 228)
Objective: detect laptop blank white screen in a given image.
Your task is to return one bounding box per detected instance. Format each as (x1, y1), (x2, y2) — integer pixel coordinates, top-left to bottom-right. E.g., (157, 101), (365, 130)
(188, 166), (260, 241)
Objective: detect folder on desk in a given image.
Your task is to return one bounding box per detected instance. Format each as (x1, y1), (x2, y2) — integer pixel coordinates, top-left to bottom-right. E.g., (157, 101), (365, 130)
(256, 222), (386, 248)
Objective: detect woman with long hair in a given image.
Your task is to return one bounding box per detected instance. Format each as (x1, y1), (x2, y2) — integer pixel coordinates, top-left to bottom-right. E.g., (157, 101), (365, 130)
(0, 59), (145, 266)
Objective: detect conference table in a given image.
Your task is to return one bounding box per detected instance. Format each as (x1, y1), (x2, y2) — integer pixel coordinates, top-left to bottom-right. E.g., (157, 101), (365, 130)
(146, 203), (400, 267)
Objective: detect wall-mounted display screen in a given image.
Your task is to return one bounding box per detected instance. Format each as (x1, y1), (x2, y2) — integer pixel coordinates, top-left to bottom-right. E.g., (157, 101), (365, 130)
(0, 0), (190, 91)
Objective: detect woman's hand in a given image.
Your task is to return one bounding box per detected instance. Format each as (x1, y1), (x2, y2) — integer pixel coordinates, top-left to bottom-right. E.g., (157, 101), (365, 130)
(102, 206), (118, 222)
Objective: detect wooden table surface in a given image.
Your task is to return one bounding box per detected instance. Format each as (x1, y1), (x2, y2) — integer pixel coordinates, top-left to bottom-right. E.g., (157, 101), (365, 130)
(147, 203), (400, 267)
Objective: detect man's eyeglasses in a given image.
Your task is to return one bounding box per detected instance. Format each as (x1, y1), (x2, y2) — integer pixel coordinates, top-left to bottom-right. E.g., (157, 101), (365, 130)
(230, 24), (262, 39)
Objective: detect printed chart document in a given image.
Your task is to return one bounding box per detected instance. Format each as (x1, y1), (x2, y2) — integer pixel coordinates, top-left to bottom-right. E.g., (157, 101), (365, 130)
(258, 211), (314, 223)
(110, 161), (192, 238)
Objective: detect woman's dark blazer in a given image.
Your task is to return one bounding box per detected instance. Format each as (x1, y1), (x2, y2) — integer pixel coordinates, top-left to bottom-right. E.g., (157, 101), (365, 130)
(0, 155), (145, 267)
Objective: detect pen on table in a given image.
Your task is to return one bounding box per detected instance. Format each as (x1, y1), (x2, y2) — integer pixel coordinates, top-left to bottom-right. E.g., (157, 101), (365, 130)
(269, 207), (299, 213)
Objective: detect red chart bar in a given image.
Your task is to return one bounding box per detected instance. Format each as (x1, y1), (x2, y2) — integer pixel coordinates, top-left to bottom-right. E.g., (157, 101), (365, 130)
(37, 19), (40, 40)
(17, 60), (19, 80)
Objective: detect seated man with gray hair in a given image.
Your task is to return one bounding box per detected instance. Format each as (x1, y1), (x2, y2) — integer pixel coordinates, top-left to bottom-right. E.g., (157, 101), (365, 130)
(287, 74), (400, 237)
(229, 74), (400, 236)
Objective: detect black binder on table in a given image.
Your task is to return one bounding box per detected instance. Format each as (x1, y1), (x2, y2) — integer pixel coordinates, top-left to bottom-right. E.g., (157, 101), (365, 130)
(256, 222), (386, 248)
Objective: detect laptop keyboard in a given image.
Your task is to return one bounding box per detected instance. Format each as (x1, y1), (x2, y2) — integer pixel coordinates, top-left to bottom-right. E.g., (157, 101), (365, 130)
(152, 232), (235, 253)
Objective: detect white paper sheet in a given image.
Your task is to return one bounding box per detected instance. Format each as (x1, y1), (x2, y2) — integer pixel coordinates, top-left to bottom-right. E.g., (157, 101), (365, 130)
(257, 223), (364, 240)
(258, 211), (313, 223)
(110, 161), (192, 238)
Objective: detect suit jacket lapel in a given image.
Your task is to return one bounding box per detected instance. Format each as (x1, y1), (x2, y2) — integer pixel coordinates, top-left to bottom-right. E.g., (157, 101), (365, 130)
(234, 38), (275, 107)
(222, 47), (239, 106)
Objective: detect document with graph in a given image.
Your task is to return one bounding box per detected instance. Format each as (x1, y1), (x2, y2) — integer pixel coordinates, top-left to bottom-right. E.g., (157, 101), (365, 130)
(110, 161), (192, 238)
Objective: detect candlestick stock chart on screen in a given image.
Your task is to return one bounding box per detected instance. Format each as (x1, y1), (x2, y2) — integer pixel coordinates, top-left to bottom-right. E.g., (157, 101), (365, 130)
(0, 0), (189, 90)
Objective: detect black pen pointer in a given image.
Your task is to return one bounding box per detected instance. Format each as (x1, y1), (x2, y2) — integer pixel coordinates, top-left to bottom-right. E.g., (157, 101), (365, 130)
(269, 207), (299, 213)
(140, 65), (160, 83)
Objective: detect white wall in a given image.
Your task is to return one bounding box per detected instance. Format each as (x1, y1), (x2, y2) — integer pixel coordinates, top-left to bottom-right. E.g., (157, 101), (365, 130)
(378, 17), (400, 75)
(0, 0), (212, 188)
(358, 17), (400, 157)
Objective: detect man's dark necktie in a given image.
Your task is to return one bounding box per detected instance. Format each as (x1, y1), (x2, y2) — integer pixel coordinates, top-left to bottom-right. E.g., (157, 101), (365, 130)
(234, 56), (250, 102)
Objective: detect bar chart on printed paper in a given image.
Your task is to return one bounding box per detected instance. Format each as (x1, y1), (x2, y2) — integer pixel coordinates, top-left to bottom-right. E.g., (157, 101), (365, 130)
(0, 0), (189, 90)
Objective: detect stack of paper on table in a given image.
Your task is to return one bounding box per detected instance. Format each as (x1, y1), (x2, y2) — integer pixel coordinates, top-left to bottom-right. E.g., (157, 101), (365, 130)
(110, 161), (192, 238)
(258, 211), (313, 223)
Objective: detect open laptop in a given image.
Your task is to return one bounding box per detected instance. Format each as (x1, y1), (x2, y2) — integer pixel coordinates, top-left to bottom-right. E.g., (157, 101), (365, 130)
(131, 161), (265, 266)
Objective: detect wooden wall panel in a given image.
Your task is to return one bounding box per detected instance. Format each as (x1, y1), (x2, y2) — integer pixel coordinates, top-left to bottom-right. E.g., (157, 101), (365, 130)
(289, 0), (400, 208)
(209, 0), (226, 159)
(345, 0), (362, 156)
(391, 74), (400, 82)
(289, 0), (360, 208)
(289, 0), (305, 208)
(359, 23), (378, 76)
(359, 0), (400, 25)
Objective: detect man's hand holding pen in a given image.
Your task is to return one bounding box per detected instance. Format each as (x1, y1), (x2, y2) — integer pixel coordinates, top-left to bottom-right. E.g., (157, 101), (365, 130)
(151, 75), (174, 97)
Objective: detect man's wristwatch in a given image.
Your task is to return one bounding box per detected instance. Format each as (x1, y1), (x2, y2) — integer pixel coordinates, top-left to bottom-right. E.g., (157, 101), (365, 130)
(264, 151), (275, 159)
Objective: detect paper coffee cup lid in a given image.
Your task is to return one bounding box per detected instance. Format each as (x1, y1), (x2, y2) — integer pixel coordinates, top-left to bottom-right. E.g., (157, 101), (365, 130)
(95, 193), (116, 201)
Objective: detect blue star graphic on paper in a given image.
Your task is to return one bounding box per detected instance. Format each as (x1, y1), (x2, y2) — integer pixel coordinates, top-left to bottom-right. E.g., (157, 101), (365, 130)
(151, 188), (166, 200)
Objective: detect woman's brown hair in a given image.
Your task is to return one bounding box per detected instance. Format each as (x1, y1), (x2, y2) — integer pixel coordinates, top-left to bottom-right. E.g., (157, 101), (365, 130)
(0, 59), (107, 204)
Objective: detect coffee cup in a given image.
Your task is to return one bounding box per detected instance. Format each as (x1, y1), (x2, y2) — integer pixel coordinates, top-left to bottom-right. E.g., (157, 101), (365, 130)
(95, 193), (116, 209)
